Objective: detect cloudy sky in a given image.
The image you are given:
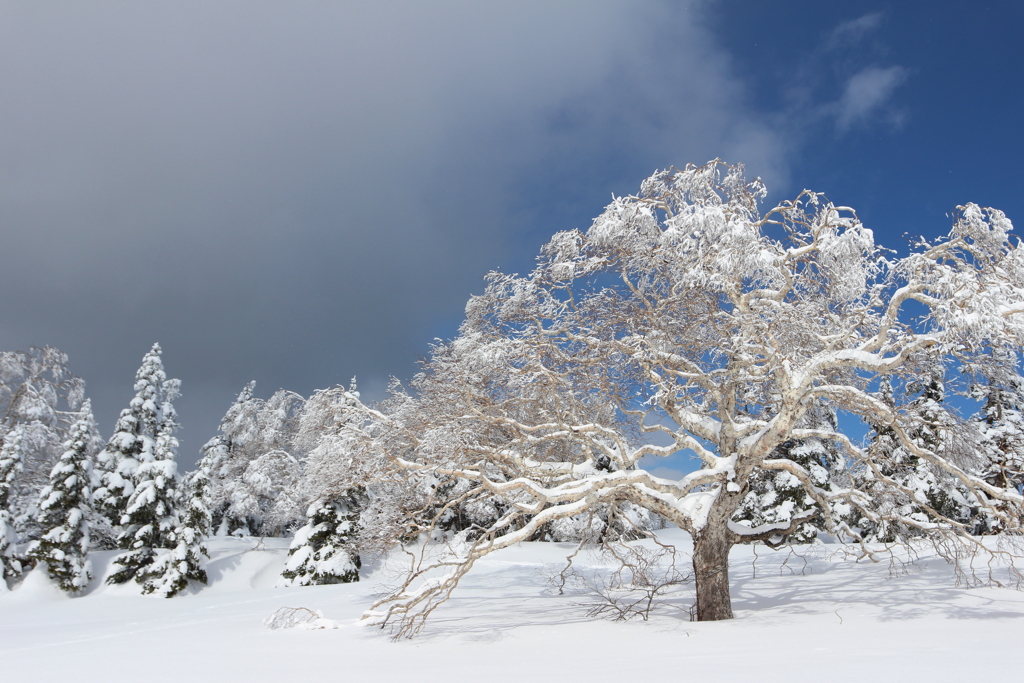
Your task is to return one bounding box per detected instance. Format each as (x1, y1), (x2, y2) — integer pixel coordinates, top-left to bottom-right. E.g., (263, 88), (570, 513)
(1, 1), (1021, 465)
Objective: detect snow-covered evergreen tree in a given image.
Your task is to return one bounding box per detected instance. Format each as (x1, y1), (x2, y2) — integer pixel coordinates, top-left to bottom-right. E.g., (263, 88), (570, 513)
(94, 347), (165, 529)
(28, 402), (98, 593)
(853, 374), (978, 541)
(733, 403), (839, 544)
(970, 357), (1024, 531)
(105, 344), (184, 589)
(139, 461), (210, 598)
(280, 495), (361, 586)
(908, 376), (977, 525)
(0, 426), (25, 583)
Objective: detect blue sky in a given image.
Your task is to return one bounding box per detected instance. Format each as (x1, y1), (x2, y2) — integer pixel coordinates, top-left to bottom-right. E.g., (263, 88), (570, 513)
(0, 2), (1020, 465)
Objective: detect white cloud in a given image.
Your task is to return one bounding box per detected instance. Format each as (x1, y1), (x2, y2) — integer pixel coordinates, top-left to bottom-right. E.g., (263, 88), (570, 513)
(835, 65), (909, 131)
(828, 12), (884, 49)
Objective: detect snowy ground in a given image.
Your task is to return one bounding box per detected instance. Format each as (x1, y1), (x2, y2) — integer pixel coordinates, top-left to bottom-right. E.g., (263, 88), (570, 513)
(2, 531), (1022, 682)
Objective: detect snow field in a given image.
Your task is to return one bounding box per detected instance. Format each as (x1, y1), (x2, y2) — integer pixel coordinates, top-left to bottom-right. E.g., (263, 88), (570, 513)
(2, 530), (1022, 682)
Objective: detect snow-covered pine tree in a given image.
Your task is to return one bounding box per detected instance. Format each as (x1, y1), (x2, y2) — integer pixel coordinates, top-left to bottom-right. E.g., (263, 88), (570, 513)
(279, 379), (364, 585)
(849, 377), (905, 542)
(899, 375), (978, 529)
(854, 374), (978, 541)
(94, 349), (164, 529)
(733, 403), (839, 545)
(105, 344), (184, 588)
(0, 426), (25, 583)
(970, 356), (1024, 531)
(279, 495), (361, 586)
(139, 460), (211, 597)
(28, 402), (98, 593)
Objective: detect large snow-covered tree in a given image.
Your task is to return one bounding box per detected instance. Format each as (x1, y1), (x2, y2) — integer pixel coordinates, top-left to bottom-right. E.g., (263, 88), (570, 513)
(28, 402), (99, 593)
(141, 461), (210, 598)
(103, 344), (184, 590)
(200, 384), (307, 537)
(345, 160), (1024, 634)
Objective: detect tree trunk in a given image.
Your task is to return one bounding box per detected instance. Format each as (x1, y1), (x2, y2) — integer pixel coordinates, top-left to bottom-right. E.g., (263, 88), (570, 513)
(692, 521), (734, 621)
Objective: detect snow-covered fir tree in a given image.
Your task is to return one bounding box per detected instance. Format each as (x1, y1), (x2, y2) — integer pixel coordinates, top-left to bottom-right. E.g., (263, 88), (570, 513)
(280, 379), (365, 585)
(105, 344), (184, 590)
(733, 403), (839, 544)
(139, 461), (211, 598)
(853, 375), (979, 541)
(279, 495), (361, 586)
(93, 346), (167, 529)
(27, 402), (98, 593)
(970, 356), (1024, 531)
(0, 426), (25, 583)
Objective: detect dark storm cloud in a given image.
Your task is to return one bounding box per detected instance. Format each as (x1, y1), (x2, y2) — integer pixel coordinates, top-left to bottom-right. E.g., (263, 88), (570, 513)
(0, 1), (787, 462)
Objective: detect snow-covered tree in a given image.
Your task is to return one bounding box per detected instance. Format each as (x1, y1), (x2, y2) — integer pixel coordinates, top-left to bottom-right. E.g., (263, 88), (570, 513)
(140, 462), (211, 598)
(94, 345), (166, 528)
(0, 347), (86, 544)
(852, 374), (981, 541)
(733, 403), (840, 545)
(0, 426), (25, 583)
(28, 402), (99, 593)
(105, 344), (184, 589)
(280, 496), (361, 586)
(201, 384), (307, 536)
(341, 161), (1024, 634)
(298, 380), (401, 551)
(969, 354), (1024, 531)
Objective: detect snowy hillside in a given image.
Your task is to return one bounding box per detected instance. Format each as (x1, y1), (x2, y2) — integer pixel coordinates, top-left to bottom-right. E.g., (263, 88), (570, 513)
(2, 531), (1022, 682)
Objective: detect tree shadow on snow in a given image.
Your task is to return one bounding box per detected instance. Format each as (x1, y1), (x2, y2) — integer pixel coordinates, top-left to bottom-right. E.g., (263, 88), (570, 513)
(729, 549), (1024, 623)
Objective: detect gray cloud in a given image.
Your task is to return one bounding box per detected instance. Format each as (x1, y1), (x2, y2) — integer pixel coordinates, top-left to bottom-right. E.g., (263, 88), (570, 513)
(0, 1), (790, 463)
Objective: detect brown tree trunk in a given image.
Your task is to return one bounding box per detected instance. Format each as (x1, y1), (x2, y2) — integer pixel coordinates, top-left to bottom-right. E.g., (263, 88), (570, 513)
(692, 520), (734, 621)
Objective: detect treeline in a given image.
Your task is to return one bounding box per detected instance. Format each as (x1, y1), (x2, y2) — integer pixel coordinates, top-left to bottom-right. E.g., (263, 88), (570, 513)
(2, 341), (1023, 598)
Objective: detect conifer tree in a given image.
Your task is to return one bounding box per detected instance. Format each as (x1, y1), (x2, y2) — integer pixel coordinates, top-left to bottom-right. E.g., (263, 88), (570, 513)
(907, 376), (977, 525)
(28, 402), (98, 593)
(733, 403), (839, 544)
(93, 348), (165, 528)
(279, 495), (361, 586)
(854, 375), (977, 541)
(105, 344), (183, 587)
(850, 377), (904, 541)
(970, 358), (1024, 531)
(0, 426), (25, 583)
(138, 462), (210, 597)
